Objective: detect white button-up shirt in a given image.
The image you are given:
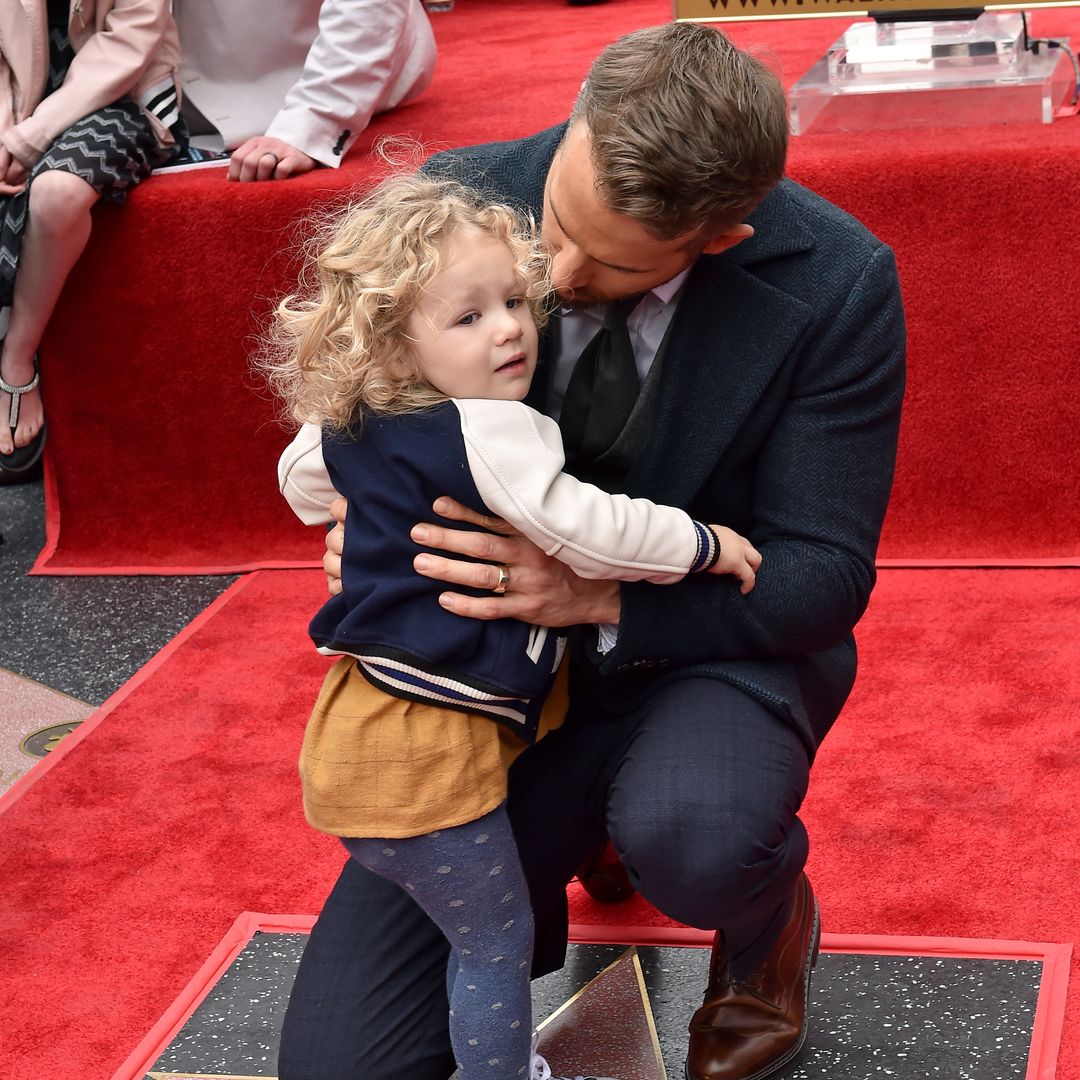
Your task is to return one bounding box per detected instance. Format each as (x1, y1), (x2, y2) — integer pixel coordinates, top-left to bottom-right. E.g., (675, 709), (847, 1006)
(547, 267), (694, 653)
(549, 267), (692, 419)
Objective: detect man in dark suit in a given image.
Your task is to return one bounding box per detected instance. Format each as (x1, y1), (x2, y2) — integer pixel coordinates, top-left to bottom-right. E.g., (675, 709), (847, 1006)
(278, 22), (905, 1080)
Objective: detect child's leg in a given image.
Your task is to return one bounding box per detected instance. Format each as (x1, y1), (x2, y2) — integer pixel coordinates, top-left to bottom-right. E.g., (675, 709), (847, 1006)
(342, 805), (535, 1080)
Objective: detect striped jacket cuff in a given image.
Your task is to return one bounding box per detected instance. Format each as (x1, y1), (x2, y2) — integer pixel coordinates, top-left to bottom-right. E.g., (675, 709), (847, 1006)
(139, 78), (181, 129)
(689, 521), (722, 573)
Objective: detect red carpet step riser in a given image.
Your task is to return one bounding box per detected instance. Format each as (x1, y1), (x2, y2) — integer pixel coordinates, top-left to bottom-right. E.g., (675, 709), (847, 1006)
(34, 0), (1080, 573)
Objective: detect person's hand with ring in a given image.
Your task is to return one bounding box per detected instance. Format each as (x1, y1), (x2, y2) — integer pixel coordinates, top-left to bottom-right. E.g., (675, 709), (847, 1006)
(227, 135), (318, 182)
(408, 496), (621, 627)
(323, 496), (619, 626)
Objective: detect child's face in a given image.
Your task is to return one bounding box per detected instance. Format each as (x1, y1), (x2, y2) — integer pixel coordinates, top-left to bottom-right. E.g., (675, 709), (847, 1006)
(406, 229), (538, 401)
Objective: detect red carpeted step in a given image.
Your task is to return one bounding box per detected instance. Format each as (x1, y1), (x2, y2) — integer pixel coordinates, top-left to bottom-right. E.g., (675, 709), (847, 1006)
(34, 0), (1080, 573)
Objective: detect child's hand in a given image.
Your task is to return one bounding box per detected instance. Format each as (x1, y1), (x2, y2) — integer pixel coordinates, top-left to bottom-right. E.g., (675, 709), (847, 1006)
(706, 525), (762, 593)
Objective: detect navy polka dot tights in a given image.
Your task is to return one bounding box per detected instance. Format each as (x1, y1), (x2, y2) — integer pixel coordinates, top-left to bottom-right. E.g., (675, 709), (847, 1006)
(342, 805), (535, 1079)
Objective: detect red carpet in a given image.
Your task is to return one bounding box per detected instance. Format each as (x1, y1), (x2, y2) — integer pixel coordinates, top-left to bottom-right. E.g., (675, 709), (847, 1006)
(113, 913), (1071, 1080)
(1, 567), (1078, 1077)
(34, 0), (1080, 572)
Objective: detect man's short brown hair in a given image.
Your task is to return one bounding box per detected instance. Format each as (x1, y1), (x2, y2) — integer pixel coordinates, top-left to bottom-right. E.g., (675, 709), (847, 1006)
(571, 22), (788, 241)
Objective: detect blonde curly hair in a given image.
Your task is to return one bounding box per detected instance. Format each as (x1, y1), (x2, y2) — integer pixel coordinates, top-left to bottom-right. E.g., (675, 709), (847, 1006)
(262, 172), (551, 430)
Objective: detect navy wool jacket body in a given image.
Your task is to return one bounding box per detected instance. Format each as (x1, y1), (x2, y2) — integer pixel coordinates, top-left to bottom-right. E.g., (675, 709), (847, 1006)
(424, 124), (907, 759)
(311, 403), (565, 742)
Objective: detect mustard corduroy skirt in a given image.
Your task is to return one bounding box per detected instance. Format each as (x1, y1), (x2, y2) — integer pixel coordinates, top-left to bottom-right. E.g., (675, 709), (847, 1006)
(300, 657), (569, 838)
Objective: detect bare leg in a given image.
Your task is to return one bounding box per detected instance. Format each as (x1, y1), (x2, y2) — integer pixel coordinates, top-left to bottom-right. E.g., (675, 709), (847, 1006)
(0, 171), (98, 455)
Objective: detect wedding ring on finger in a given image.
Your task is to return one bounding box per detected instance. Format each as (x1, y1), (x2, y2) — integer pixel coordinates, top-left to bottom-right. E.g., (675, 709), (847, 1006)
(492, 564), (511, 595)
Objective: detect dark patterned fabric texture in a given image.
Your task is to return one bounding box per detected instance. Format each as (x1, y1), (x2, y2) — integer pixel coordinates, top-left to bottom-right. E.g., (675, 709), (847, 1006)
(0, 15), (181, 307)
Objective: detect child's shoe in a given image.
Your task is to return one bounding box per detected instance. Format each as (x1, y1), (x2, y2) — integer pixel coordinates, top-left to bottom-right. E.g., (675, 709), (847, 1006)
(530, 1060), (616, 1080)
(529, 1032), (618, 1080)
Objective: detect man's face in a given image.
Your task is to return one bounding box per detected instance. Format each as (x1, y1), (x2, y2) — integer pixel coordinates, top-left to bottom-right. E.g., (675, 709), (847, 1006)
(541, 124), (702, 307)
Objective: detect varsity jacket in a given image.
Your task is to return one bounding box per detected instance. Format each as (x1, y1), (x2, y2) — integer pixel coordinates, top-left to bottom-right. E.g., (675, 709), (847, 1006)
(281, 398), (722, 740)
(0, 0), (182, 169)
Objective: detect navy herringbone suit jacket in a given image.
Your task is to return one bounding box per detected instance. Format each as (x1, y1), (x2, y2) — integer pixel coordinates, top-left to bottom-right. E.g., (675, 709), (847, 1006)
(425, 123), (906, 764)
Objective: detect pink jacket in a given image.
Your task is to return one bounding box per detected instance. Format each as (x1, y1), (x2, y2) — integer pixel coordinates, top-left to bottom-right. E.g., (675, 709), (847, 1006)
(0, 0), (182, 169)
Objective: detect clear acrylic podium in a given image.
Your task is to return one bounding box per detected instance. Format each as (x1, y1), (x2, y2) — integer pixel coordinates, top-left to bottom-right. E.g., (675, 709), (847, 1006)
(789, 12), (1074, 134)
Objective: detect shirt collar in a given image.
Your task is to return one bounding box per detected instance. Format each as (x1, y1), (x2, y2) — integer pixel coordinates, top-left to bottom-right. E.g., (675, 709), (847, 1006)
(649, 265), (692, 305)
(558, 265), (693, 318)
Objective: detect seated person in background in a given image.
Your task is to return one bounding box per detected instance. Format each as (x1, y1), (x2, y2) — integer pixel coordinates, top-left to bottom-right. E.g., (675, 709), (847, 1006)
(0, 0), (186, 483)
(268, 171), (760, 1080)
(173, 0), (436, 182)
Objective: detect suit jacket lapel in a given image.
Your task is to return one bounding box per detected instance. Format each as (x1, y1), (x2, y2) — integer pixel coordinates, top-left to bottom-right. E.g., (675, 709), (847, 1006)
(622, 179), (820, 501)
(625, 255), (814, 503)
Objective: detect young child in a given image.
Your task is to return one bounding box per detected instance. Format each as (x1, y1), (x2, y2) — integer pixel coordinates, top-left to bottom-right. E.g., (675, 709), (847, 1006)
(267, 173), (761, 1080)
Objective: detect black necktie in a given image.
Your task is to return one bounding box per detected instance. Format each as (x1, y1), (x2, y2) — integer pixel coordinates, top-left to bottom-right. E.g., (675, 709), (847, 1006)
(560, 294), (643, 468)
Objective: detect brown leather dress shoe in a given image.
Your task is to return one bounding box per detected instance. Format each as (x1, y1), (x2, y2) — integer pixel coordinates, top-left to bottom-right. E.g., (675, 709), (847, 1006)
(685, 873), (820, 1080)
(574, 838), (636, 904)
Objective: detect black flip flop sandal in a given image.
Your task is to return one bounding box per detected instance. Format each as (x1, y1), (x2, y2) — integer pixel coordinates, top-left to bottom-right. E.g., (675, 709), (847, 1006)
(0, 355), (47, 478)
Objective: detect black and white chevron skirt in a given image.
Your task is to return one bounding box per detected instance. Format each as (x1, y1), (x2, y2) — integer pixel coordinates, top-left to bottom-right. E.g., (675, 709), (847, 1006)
(0, 7), (186, 307)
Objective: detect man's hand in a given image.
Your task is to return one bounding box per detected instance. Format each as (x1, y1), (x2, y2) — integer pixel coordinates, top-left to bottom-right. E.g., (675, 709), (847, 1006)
(323, 495), (620, 625)
(410, 497), (621, 627)
(227, 136), (317, 182)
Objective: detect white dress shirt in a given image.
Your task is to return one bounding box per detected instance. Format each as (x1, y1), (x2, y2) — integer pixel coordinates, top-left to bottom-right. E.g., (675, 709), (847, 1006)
(549, 267), (692, 419)
(548, 268), (693, 652)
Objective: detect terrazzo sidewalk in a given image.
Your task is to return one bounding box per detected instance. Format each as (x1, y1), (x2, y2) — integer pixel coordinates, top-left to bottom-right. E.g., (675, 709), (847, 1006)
(0, 477), (234, 798)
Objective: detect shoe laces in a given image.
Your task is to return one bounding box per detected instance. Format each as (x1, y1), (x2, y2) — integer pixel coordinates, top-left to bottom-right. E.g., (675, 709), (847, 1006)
(709, 953), (780, 1011)
(529, 1044), (612, 1080)
(530, 1053), (553, 1080)
(529, 1027), (553, 1080)
(726, 974), (779, 1009)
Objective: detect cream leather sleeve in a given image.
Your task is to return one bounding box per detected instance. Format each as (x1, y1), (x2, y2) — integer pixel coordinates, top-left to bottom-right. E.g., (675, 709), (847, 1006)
(454, 399), (700, 584)
(277, 423), (340, 525)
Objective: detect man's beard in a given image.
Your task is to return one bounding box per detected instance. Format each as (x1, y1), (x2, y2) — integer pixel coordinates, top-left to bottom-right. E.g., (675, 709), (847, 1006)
(554, 286), (614, 308)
